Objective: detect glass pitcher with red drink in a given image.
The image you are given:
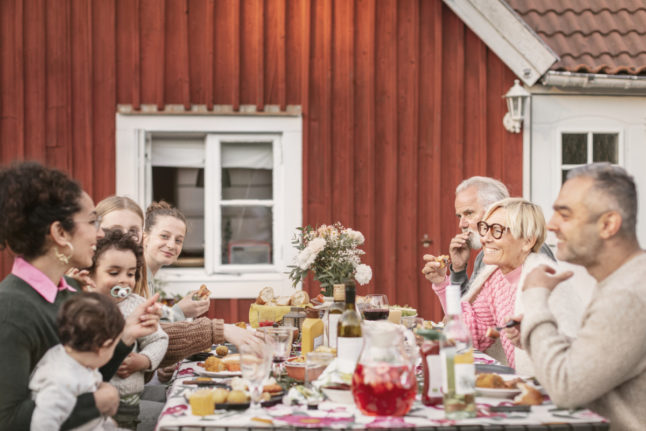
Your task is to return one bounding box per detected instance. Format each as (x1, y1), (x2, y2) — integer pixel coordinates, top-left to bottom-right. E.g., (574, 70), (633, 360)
(351, 321), (417, 416)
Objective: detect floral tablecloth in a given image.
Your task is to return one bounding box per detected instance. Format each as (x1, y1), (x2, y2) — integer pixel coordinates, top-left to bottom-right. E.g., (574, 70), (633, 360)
(155, 354), (608, 430)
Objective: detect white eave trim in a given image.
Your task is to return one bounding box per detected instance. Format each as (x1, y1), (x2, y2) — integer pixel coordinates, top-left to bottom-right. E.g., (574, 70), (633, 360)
(443, 0), (558, 86)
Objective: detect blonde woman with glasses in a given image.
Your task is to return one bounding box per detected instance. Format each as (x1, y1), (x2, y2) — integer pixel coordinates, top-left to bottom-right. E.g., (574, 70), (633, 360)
(429, 198), (584, 375)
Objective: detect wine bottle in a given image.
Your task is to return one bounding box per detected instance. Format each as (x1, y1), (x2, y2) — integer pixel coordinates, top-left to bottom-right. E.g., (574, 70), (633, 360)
(440, 284), (476, 419)
(327, 284), (345, 348)
(337, 283), (363, 366)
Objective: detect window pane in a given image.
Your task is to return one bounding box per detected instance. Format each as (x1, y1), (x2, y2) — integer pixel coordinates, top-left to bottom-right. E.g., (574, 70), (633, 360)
(562, 133), (587, 164)
(152, 167), (205, 267)
(222, 168), (272, 199)
(562, 169), (571, 184)
(221, 142), (273, 200)
(593, 133), (618, 163)
(221, 206), (273, 264)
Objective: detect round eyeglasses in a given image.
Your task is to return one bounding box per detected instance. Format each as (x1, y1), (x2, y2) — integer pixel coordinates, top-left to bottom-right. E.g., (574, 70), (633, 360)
(476, 221), (510, 239)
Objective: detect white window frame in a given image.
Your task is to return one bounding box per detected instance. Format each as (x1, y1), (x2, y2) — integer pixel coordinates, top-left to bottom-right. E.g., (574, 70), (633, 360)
(115, 114), (302, 299)
(556, 128), (624, 194)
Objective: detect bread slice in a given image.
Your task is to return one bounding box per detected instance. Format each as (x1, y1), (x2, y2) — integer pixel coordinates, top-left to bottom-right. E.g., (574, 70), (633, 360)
(256, 286), (275, 305)
(290, 290), (310, 306)
(514, 382), (543, 405)
(275, 296), (291, 306)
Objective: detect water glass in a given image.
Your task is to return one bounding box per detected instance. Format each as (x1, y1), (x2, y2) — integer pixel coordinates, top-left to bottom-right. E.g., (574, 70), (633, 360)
(264, 326), (294, 376)
(239, 343), (272, 411)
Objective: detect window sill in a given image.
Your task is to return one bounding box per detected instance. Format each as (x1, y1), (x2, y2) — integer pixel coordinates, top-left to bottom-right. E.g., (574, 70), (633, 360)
(152, 267), (299, 299)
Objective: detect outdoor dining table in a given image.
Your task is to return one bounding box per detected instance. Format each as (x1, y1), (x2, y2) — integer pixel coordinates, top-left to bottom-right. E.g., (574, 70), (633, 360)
(155, 352), (609, 431)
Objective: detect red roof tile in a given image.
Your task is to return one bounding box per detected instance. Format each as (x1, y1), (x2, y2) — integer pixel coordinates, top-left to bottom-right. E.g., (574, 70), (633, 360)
(506, 0), (646, 75)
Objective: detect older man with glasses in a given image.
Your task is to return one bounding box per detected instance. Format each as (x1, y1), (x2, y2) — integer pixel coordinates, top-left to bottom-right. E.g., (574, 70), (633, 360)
(428, 198), (584, 375)
(520, 163), (646, 430)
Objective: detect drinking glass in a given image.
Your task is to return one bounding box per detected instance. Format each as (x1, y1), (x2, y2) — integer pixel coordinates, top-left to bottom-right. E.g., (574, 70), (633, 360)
(362, 294), (389, 320)
(239, 344), (272, 411)
(401, 316), (424, 331)
(264, 327), (294, 377)
(304, 352), (335, 406)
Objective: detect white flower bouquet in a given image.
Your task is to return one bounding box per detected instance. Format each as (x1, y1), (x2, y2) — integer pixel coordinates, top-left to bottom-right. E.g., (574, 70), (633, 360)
(288, 223), (372, 296)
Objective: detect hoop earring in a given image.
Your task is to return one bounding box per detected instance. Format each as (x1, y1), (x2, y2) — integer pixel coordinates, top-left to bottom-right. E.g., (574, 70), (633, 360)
(54, 242), (74, 265)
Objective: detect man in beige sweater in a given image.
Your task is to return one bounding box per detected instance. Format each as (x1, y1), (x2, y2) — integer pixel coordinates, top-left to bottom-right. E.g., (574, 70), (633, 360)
(520, 163), (646, 431)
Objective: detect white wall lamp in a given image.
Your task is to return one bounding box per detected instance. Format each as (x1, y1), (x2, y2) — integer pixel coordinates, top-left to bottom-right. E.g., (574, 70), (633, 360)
(503, 79), (530, 133)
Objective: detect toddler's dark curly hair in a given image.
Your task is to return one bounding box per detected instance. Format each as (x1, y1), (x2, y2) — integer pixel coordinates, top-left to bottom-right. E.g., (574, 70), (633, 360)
(57, 292), (125, 352)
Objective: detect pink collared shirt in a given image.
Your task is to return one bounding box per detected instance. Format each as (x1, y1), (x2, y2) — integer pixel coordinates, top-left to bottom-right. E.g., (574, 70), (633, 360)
(11, 257), (76, 303)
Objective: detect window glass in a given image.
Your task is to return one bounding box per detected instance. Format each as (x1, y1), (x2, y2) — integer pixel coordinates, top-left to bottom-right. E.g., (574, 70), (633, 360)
(221, 206), (273, 264)
(152, 166), (205, 267)
(562, 133), (587, 165)
(221, 142), (273, 200)
(593, 133), (618, 163)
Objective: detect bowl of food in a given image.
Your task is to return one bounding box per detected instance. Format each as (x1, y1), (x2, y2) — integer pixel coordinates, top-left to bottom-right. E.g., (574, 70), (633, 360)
(284, 356), (330, 382)
(284, 356), (306, 381)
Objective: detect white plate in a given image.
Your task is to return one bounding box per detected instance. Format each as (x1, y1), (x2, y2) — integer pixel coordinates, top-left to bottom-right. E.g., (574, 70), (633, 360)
(321, 387), (354, 404)
(194, 368), (242, 378)
(476, 387), (521, 399)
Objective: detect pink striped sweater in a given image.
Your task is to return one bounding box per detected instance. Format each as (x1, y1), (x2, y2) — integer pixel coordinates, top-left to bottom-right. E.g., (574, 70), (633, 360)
(433, 268), (519, 368)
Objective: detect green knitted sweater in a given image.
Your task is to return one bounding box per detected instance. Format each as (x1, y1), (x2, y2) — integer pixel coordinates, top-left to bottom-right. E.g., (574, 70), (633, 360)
(0, 274), (132, 430)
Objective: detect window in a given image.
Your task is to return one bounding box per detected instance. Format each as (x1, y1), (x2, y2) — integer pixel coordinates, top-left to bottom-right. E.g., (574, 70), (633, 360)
(560, 132), (620, 183)
(116, 113), (302, 298)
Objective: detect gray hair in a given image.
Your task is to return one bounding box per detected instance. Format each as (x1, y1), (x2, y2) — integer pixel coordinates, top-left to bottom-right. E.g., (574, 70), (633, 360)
(483, 198), (546, 253)
(456, 176), (510, 209)
(566, 163), (637, 237)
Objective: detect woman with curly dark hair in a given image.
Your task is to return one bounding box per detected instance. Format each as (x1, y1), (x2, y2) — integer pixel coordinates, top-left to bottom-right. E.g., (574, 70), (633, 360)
(0, 162), (162, 431)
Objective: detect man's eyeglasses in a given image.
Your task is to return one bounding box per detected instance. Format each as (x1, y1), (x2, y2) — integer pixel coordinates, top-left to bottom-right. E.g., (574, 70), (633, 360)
(476, 221), (509, 239)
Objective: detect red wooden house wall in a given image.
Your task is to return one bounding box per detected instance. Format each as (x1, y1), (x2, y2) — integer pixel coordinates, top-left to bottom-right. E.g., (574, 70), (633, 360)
(0, 0), (522, 323)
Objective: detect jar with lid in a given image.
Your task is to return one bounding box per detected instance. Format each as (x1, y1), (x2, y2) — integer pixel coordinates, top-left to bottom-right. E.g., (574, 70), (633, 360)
(282, 307), (307, 342)
(417, 328), (442, 406)
(351, 321), (416, 416)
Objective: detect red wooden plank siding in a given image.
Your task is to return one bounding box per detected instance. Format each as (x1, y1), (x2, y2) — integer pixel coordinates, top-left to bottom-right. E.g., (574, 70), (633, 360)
(306, 0), (332, 227)
(331, 0), (354, 227)
(213, 0), (240, 108)
(116, 0), (141, 109)
(0, 0), (526, 323)
(353, 0), (376, 297)
(23, 0), (47, 162)
(45, 0), (72, 171)
(92, 0), (116, 200)
(374, 0), (398, 303)
(263, 0), (286, 108)
(140, 0), (165, 108)
(416, 0), (441, 320)
(188, 0), (215, 108)
(71, 0), (94, 195)
(240, 0), (263, 108)
(395, 0), (419, 309)
(165, 0), (191, 108)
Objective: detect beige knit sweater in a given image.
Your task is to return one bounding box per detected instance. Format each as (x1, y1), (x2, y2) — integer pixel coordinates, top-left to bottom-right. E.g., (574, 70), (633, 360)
(159, 318), (225, 368)
(522, 252), (646, 431)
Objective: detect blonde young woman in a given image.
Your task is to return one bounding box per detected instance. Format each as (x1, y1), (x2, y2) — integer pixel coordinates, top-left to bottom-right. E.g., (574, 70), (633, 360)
(427, 198), (585, 375)
(98, 197), (209, 319)
(95, 196), (262, 365)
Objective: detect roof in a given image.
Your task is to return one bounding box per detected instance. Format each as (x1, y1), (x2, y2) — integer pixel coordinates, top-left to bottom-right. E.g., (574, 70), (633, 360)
(506, 0), (646, 75)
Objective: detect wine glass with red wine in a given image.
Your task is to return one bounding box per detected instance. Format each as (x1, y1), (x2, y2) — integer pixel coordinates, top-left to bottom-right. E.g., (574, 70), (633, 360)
(362, 294), (389, 320)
